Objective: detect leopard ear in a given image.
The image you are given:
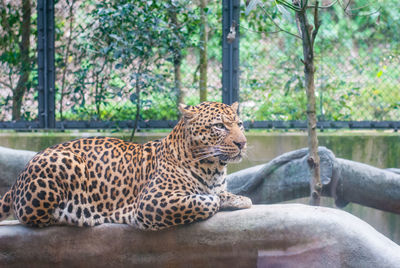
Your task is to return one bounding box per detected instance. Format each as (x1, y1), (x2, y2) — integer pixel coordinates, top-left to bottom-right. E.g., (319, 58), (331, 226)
(179, 104), (196, 121)
(231, 102), (239, 113)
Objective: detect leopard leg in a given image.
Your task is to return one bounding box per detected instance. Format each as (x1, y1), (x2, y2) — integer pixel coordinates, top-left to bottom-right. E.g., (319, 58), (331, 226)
(14, 168), (65, 227)
(108, 204), (136, 224)
(0, 190), (13, 221)
(133, 193), (220, 231)
(218, 191), (252, 211)
(14, 151), (95, 227)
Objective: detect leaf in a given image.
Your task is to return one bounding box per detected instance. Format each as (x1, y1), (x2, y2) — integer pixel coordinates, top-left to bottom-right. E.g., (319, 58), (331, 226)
(245, 0), (261, 16)
(109, 34), (121, 41)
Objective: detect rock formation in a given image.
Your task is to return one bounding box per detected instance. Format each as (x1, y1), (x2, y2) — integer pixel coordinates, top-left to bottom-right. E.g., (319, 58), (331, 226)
(1, 146), (400, 266)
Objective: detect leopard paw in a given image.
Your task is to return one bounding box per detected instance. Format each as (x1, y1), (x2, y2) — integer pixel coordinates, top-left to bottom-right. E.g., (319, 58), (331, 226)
(220, 194), (252, 211)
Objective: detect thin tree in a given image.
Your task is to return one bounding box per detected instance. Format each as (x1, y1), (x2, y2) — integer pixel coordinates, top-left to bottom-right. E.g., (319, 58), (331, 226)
(0, 0), (32, 120)
(295, 1), (321, 205)
(12, 0), (32, 120)
(168, 7), (184, 106)
(59, 0), (77, 121)
(165, 0), (199, 109)
(199, 0), (208, 102)
(245, 0), (378, 205)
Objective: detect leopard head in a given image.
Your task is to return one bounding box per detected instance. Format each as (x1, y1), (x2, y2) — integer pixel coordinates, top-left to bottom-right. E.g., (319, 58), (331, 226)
(179, 101), (246, 163)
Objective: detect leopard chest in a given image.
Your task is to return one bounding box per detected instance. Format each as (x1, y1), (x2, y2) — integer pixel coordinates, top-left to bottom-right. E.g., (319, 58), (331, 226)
(187, 164), (227, 195)
(207, 170), (227, 195)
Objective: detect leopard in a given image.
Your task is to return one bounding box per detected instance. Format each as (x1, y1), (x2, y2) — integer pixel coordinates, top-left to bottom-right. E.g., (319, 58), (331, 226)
(0, 101), (252, 230)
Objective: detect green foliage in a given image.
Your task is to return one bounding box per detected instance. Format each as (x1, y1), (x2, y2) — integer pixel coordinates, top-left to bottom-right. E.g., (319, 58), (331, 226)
(0, 0), (37, 120)
(239, 0), (400, 121)
(0, 0), (399, 123)
(58, 91), (179, 121)
(68, 0), (201, 122)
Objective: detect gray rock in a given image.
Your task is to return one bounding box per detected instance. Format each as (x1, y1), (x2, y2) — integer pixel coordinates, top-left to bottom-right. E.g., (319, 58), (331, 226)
(227, 147), (336, 203)
(0, 204), (399, 267)
(1, 147), (399, 266)
(334, 158), (400, 213)
(0, 146), (36, 193)
(227, 147), (400, 214)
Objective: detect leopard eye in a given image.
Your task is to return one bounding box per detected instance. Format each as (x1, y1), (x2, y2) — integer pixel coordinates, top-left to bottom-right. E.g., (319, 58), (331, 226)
(238, 121), (243, 128)
(213, 123), (226, 130)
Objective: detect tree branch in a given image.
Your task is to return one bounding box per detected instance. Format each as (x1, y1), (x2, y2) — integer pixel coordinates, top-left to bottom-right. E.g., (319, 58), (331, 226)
(311, 1), (321, 49)
(341, 0), (380, 16)
(258, 4), (301, 39)
(343, 0), (353, 12)
(276, 0), (302, 11)
(307, 0), (338, 9)
(238, 24), (290, 35)
(0, 80), (13, 89)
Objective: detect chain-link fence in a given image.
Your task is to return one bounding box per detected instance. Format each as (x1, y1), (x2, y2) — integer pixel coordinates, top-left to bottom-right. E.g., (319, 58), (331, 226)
(239, 1), (400, 122)
(0, 0), (399, 127)
(52, 0), (222, 123)
(0, 0), (222, 124)
(0, 0), (38, 121)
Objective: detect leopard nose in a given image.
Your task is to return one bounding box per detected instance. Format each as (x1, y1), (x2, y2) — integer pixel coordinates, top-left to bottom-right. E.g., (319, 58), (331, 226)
(233, 141), (246, 150)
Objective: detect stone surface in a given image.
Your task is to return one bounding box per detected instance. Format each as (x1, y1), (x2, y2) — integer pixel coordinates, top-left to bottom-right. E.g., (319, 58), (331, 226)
(0, 146), (35, 193)
(1, 204), (399, 267)
(227, 147), (335, 203)
(1, 146), (400, 266)
(227, 147), (400, 214)
(334, 158), (400, 213)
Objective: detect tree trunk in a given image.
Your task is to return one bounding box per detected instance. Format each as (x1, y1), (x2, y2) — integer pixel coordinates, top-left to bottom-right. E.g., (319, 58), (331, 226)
(12, 0), (31, 121)
(59, 0), (76, 121)
(199, 0), (208, 102)
(174, 57), (183, 105)
(168, 6), (184, 106)
(130, 65), (143, 141)
(94, 61), (107, 120)
(295, 5), (321, 206)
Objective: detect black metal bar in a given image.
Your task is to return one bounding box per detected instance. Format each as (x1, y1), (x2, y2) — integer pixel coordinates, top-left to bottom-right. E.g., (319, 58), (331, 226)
(37, 0), (55, 129)
(56, 120), (179, 129)
(1, 121), (400, 130)
(0, 121), (40, 129)
(37, 0), (44, 127)
(222, 0), (240, 105)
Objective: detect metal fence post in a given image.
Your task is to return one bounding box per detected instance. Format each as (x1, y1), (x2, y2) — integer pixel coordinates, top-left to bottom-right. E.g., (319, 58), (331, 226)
(37, 0), (55, 128)
(222, 0), (240, 105)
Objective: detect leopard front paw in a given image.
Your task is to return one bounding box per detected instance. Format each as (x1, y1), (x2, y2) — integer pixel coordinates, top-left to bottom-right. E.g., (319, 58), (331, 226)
(220, 194), (252, 211)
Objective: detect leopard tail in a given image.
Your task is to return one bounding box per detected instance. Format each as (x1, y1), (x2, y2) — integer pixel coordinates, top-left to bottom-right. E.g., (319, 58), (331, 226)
(0, 190), (13, 222)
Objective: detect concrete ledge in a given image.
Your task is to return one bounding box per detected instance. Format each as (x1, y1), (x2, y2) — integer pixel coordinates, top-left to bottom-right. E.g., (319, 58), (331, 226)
(1, 204), (399, 267)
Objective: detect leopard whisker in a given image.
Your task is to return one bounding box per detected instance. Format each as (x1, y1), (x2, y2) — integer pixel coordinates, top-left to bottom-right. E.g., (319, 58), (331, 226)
(240, 150), (248, 159)
(192, 145), (225, 155)
(192, 151), (223, 161)
(192, 147), (212, 154)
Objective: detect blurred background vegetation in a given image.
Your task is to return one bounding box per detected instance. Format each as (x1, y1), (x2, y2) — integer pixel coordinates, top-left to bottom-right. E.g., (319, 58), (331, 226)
(0, 0), (399, 123)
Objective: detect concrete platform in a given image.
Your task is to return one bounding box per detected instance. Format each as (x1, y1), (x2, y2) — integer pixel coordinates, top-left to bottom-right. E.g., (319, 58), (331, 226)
(1, 204), (399, 267)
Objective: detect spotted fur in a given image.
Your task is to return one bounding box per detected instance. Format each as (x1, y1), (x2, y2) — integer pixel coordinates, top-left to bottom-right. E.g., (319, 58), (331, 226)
(0, 102), (251, 230)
